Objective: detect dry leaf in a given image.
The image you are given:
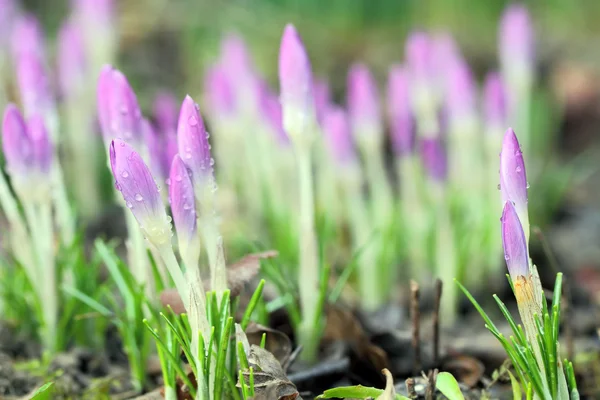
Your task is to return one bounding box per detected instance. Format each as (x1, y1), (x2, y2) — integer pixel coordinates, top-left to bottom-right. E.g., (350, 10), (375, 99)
(441, 354), (485, 388)
(245, 322), (293, 369)
(376, 369), (396, 400)
(160, 250), (278, 313)
(240, 345), (302, 400)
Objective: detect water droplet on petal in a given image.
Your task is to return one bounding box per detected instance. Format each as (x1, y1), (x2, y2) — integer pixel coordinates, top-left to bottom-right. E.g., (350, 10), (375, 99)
(515, 166), (522, 173)
(135, 193), (143, 201)
(497, 183), (501, 190)
(185, 152), (192, 160)
(183, 203), (191, 210)
(119, 141), (126, 147)
(175, 174), (183, 182)
(188, 115), (198, 126)
(504, 254), (510, 261)
(115, 182), (122, 191)
(126, 201), (133, 208)
(526, 182), (530, 189)
(209, 158), (215, 166)
(121, 171), (129, 178)
(165, 178), (171, 185)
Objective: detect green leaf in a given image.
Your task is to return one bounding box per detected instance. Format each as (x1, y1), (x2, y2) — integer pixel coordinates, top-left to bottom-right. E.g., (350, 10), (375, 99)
(507, 370), (523, 400)
(29, 382), (55, 400)
(436, 372), (465, 400)
(316, 386), (409, 399)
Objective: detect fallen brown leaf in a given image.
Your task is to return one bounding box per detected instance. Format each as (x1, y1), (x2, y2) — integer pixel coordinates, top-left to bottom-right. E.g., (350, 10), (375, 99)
(245, 322), (293, 369)
(440, 354), (485, 388)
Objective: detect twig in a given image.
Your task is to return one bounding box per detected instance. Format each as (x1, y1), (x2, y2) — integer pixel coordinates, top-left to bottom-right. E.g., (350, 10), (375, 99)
(410, 280), (421, 376)
(424, 369), (438, 400)
(405, 377), (418, 399)
(433, 278), (442, 366)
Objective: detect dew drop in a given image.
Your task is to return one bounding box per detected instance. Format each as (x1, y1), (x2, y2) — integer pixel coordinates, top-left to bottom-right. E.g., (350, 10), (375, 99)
(497, 183), (501, 190)
(157, 185), (161, 192)
(126, 201), (133, 208)
(175, 174), (183, 182)
(165, 178), (171, 185)
(515, 166), (522, 173)
(526, 182), (530, 189)
(183, 203), (191, 210)
(205, 132), (210, 139)
(121, 171), (129, 178)
(188, 115), (198, 126)
(166, 216), (172, 223)
(514, 150), (521, 157)
(119, 141), (126, 147)
(114, 182), (122, 191)
(135, 193), (143, 201)
(185, 152), (192, 160)
(120, 105), (128, 115)
(504, 254), (510, 261)
(209, 158), (215, 166)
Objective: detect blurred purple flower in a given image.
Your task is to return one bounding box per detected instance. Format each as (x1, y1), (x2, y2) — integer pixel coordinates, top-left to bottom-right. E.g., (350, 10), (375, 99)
(432, 32), (460, 89)
(2, 105), (33, 178)
(347, 63), (381, 134)
(27, 114), (53, 174)
(483, 72), (507, 129)
(323, 106), (356, 167)
(204, 65), (235, 119)
(499, 128), (528, 226)
(259, 84), (289, 145)
(177, 95), (213, 184)
(169, 154), (197, 248)
(72, 0), (113, 27)
(387, 65), (414, 155)
(420, 137), (447, 182)
(313, 78), (331, 125)
(220, 33), (255, 84)
(57, 20), (86, 98)
(501, 200), (529, 280)
(0, 0), (19, 50)
(96, 65), (143, 146)
(405, 31), (434, 83)
(445, 58), (476, 121)
(152, 91), (178, 137)
(499, 4), (534, 74)
(278, 24), (315, 130)
(15, 52), (53, 119)
(11, 14), (45, 59)
(110, 138), (172, 246)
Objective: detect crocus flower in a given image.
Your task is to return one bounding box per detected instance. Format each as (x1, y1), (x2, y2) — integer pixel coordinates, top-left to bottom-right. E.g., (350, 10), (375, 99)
(259, 85), (289, 146)
(153, 92), (179, 135)
(420, 137), (447, 183)
(11, 14), (45, 59)
(483, 72), (507, 129)
(499, 128), (529, 238)
(57, 21), (86, 98)
(169, 154), (198, 256)
(97, 66), (143, 146)
(347, 63), (382, 135)
(501, 201), (529, 281)
(177, 95), (213, 186)
(313, 78), (331, 125)
(110, 138), (172, 247)
(278, 24), (315, 136)
(151, 93), (179, 182)
(387, 65), (414, 156)
(323, 106), (356, 167)
(71, 0), (115, 69)
(142, 119), (165, 183)
(204, 66), (235, 120)
(444, 59), (476, 122)
(405, 31), (434, 85)
(0, 0), (18, 51)
(499, 4), (534, 80)
(2, 106), (52, 201)
(15, 52), (54, 120)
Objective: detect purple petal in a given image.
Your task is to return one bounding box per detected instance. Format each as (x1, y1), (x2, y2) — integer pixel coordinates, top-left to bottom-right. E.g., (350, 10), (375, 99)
(347, 63), (381, 133)
(2, 105), (32, 178)
(15, 52), (53, 118)
(278, 24), (314, 119)
(177, 95), (212, 183)
(445, 58), (476, 121)
(57, 21), (86, 98)
(501, 201), (529, 280)
(152, 91), (179, 136)
(169, 154), (197, 246)
(96, 65), (113, 142)
(323, 106), (355, 167)
(387, 65), (414, 155)
(405, 31), (434, 83)
(27, 114), (53, 173)
(11, 14), (45, 59)
(0, 0), (19, 49)
(420, 137), (447, 182)
(313, 78), (331, 124)
(499, 4), (534, 71)
(220, 33), (255, 86)
(499, 128), (528, 223)
(72, 0), (113, 27)
(483, 72), (507, 128)
(142, 118), (165, 182)
(110, 139), (170, 245)
(204, 65), (235, 118)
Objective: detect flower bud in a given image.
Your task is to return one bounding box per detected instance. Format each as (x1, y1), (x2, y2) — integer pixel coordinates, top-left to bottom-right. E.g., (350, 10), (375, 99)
(483, 72), (507, 129)
(169, 154), (198, 255)
(420, 137), (447, 182)
(499, 128), (529, 237)
(347, 63), (381, 136)
(177, 95), (213, 185)
(501, 200), (529, 281)
(387, 65), (414, 156)
(57, 21), (86, 98)
(323, 106), (356, 167)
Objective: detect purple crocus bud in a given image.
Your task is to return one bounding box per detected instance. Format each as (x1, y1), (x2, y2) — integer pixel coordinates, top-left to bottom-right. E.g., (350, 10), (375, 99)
(110, 138), (172, 247)
(499, 128), (528, 236)
(405, 32), (434, 84)
(142, 119), (164, 181)
(499, 4), (534, 78)
(72, 0), (113, 28)
(323, 106), (355, 167)
(347, 63), (381, 135)
(57, 21), (86, 98)
(220, 33), (254, 84)
(445, 59), (476, 122)
(96, 66), (143, 146)
(278, 24), (315, 135)
(501, 201), (529, 281)
(483, 72), (507, 129)
(27, 114), (53, 174)
(0, 0), (18, 51)
(15, 52), (53, 119)
(313, 78), (331, 125)
(153, 92), (179, 136)
(204, 66), (235, 119)
(2, 105), (32, 179)
(420, 137), (447, 182)
(387, 65), (414, 156)
(11, 14), (45, 59)
(177, 95), (213, 184)
(169, 154), (197, 251)
(259, 86), (289, 146)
